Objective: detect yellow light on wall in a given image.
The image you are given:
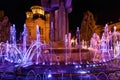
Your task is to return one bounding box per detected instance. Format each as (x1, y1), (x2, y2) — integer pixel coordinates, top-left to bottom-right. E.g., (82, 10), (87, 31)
(31, 6), (44, 16)
(26, 12), (33, 18)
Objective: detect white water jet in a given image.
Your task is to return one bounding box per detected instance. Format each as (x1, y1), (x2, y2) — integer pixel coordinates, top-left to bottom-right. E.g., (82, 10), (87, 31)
(22, 24), (28, 54)
(22, 25), (45, 66)
(65, 34), (68, 65)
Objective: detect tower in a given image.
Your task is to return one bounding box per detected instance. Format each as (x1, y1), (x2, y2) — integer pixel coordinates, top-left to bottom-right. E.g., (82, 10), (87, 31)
(26, 0), (72, 46)
(26, 6), (50, 44)
(41, 0), (72, 47)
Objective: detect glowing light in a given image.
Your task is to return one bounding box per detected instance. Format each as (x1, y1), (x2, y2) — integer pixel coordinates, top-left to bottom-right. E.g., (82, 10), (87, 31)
(42, 62), (45, 65)
(77, 70), (89, 74)
(71, 38), (75, 43)
(79, 65), (82, 68)
(86, 65), (89, 68)
(93, 64), (96, 67)
(75, 65), (78, 68)
(114, 26), (116, 31)
(26, 12), (33, 18)
(31, 6), (44, 16)
(48, 74), (52, 78)
(103, 59), (106, 62)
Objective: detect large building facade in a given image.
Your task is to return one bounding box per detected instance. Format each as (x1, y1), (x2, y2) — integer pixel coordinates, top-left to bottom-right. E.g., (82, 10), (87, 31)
(26, 6), (50, 44)
(26, 0), (72, 46)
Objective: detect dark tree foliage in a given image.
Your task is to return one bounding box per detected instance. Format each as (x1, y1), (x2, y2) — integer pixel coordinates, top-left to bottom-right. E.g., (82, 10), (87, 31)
(80, 11), (96, 42)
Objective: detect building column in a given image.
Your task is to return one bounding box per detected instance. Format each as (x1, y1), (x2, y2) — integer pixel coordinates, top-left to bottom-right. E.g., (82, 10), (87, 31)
(58, 1), (68, 41)
(50, 11), (55, 42)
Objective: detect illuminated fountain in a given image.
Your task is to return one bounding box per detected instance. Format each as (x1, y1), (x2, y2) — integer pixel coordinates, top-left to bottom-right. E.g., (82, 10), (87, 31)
(91, 27), (109, 62)
(101, 24), (112, 61)
(3, 24), (47, 66)
(22, 25), (45, 66)
(64, 32), (73, 65)
(100, 25), (120, 59)
(89, 24), (120, 63)
(110, 26), (120, 58)
(5, 24), (29, 64)
(0, 23), (120, 79)
(99, 24), (110, 62)
(64, 34), (68, 65)
(2, 23), (120, 66)
(5, 24), (23, 63)
(0, 42), (6, 64)
(22, 24), (28, 55)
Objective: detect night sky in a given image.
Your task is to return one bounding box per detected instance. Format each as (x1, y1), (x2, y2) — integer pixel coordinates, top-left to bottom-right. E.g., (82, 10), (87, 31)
(69, 0), (120, 33)
(0, 0), (120, 36)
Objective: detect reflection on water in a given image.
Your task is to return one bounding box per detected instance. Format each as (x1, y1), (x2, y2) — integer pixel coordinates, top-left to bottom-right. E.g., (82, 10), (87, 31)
(0, 60), (119, 80)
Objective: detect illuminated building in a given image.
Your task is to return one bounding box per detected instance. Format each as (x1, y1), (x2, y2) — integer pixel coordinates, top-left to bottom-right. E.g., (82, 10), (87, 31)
(26, 6), (50, 43)
(26, 0), (72, 46)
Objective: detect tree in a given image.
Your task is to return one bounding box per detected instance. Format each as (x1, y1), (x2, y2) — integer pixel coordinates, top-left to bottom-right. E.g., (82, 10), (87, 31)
(0, 16), (11, 42)
(80, 11), (96, 42)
